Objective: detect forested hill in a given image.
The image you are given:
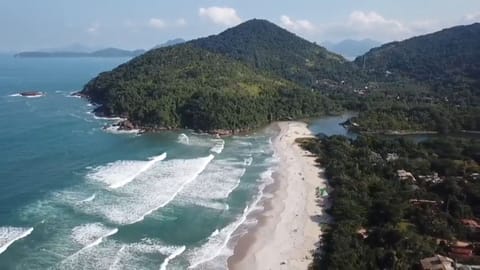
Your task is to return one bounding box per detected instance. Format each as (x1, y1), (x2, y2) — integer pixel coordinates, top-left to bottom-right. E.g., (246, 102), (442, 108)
(81, 19), (353, 132)
(190, 19), (354, 87)
(81, 19), (480, 133)
(355, 23), (480, 103)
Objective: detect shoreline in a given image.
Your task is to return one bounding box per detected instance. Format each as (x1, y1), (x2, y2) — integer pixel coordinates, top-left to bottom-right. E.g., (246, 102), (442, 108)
(228, 121), (330, 270)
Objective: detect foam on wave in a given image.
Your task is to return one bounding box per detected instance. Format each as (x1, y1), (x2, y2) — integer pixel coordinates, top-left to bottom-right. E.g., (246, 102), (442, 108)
(187, 168), (274, 269)
(179, 159), (246, 207)
(0, 226), (34, 254)
(177, 133), (190, 144)
(103, 125), (142, 135)
(160, 245), (187, 270)
(80, 154), (214, 225)
(56, 238), (185, 270)
(210, 139), (225, 154)
(71, 223), (118, 249)
(87, 153), (167, 189)
(78, 193), (96, 203)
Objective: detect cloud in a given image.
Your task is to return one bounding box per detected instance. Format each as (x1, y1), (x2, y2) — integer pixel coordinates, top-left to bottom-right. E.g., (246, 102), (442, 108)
(346, 11), (410, 38)
(149, 18), (166, 29)
(176, 18), (187, 27)
(86, 22), (100, 34)
(280, 15), (315, 33)
(318, 11), (442, 41)
(198, 6), (242, 26)
(464, 12), (480, 23)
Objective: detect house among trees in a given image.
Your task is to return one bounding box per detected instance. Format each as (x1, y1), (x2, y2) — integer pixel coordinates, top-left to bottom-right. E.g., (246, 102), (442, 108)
(397, 169), (416, 182)
(461, 219), (480, 232)
(420, 255), (455, 270)
(418, 172), (442, 184)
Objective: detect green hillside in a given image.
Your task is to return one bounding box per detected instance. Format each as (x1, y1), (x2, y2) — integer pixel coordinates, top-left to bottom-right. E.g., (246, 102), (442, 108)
(82, 44), (335, 132)
(355, 23), (480, 105)
(191, 19), (356, 87)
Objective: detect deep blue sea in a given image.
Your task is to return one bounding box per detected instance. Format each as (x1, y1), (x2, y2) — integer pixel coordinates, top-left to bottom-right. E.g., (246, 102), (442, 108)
(0, 54), (350, 269)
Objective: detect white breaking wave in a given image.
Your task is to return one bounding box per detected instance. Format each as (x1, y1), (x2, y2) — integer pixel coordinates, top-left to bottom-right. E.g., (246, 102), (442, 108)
(103, 125), (142, 135)
(79, 154), (215, 225)
(8, 93), (22, 97)
(92, 115), (126, 121)
(177, 133), (190, 145)
(210, 139), (225, 154)
(179, 159), (246, 206)
(55, 238), (184, 270)
(79, 193), (96, 203)
(0, 226), (34, 254)
(187, 167), (275, 269)
(87, 153), (167, 189)
(71, 223), (118, 249)
(187, 206), (253, 269)
(159, 245), (186, 270)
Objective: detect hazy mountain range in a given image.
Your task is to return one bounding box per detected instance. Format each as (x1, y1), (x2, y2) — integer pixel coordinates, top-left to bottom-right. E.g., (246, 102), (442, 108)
(322, 39), (381, 60)
(14, 38), (186, 58)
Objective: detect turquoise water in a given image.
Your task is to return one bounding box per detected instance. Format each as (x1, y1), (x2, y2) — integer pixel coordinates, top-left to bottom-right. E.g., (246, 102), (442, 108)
(0, 54), (352, 269)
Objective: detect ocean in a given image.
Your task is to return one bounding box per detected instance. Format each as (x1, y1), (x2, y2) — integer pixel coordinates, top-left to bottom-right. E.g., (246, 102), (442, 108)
(0, 54), (350, 269)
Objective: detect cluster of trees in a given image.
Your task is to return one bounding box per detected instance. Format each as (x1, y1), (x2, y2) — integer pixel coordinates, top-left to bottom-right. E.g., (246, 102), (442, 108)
(81, 19), (479, 134)
(355, 23), (480, 105)
(190, 19), (360, 89)
(82, 45), (339, 131)
(300, 135), (480, 269)
(351, 105), (480, 133)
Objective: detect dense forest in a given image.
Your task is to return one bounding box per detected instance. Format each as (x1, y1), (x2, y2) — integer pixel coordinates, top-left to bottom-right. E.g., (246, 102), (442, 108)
(81, 19), (480, 134)
(82, 44), (338, 131)
(190, 19), (362, 88)
(300, 135), (480, 269)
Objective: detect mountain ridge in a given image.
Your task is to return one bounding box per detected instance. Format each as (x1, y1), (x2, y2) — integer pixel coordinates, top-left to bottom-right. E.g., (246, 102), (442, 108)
(81, 19), (343, 132)
(80, 19), (480, 133)
(15, 47), (146, 58)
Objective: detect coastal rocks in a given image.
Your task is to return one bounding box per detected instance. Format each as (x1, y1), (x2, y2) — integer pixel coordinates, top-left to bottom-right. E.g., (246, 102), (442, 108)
(340, 119), (359, 129)
(208, 129), (234, 136)
(103, 120), (144, 135)
(118, 120), (135, 130)
(70, 92), (88, 98)
(18, 91), (44, 97)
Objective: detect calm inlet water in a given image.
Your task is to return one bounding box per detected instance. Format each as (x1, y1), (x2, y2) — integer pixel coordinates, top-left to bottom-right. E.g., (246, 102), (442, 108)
(0, 54), (350, 269)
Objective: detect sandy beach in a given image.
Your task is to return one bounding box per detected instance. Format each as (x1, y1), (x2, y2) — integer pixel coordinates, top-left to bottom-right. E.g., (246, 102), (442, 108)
(228, 121), (331, 270)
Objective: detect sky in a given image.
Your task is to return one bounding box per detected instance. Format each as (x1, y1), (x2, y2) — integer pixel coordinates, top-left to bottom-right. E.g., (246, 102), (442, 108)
(1, 0), (479, 51)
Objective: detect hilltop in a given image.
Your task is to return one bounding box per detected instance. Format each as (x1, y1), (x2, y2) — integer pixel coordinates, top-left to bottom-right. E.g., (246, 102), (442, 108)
(81, 19), (346, 133)
(190, 19), (353, 87)
(81, 20), (480, 134)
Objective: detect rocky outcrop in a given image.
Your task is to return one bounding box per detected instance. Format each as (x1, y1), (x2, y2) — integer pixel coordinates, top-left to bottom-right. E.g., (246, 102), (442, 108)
(118, 120), (135, 130)
(20, 91), (43, 97)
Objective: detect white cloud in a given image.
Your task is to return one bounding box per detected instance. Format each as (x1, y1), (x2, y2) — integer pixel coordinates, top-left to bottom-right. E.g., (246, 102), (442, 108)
(464, 12), (480, 23)
(318, 11), (442, 42)
(176, 18), (187, 27)
(280, 15), (315, 33)
(86, 22), (100, 34)
(198, 6), (242, 26)
(149, 18), (166, 29)
(346, 11), (410, 38)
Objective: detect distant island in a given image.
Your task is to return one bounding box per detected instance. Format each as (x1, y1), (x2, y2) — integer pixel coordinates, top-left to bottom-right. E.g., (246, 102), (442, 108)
(15, 48), (146, 58)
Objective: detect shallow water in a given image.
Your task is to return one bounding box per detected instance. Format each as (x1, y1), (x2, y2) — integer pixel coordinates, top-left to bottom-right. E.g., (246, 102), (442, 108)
(0, 54), (352, 269)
